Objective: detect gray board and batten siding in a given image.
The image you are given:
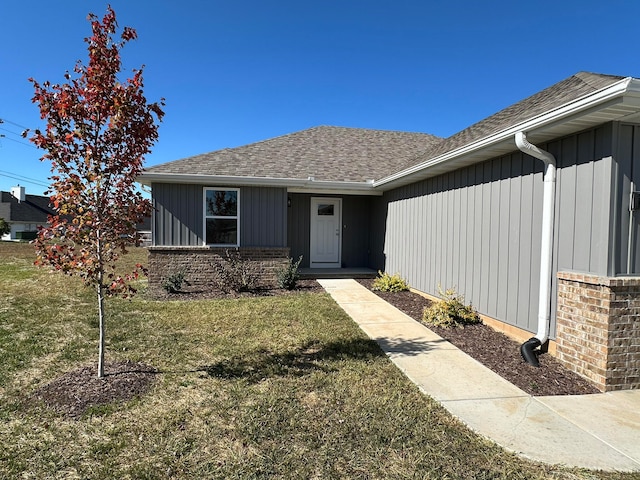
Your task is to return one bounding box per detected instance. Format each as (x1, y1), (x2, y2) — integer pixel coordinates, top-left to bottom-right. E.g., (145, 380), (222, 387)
(152, 183), (287, 247)
(615, 123), (640, 274)
(377, 122), (638, 338)
(152, 185), (375, 268)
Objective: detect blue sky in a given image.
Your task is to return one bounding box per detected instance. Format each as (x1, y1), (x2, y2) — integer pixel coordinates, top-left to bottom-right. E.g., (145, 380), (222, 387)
(1, 0), (639, 195)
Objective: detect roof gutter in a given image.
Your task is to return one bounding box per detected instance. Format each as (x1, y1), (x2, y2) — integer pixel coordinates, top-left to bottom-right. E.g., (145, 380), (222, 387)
(374, 76), (637, 190)
(137, 173), (380, 194)
(515, 132), (556, 367)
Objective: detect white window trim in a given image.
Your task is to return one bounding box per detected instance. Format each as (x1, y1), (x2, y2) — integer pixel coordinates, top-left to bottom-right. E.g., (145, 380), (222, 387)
(203, 187), (240, 247)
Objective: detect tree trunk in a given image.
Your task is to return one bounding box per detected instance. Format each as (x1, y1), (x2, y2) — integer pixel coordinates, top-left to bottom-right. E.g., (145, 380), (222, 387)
(97, 283), (106, 378)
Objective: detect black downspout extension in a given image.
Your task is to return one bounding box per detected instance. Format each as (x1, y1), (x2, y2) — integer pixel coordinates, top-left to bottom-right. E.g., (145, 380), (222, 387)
(520, 337), (542, 367)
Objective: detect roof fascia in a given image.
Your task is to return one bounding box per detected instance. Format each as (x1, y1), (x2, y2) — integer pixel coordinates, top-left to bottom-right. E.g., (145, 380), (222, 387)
(137, 173), (380, 195)
(287, 186), (382, 196)
(374, 76), (638, 190)
(138, 173), (302, 187)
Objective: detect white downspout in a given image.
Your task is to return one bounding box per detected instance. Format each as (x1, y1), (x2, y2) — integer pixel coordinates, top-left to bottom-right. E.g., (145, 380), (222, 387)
(515, 132), (556, 365)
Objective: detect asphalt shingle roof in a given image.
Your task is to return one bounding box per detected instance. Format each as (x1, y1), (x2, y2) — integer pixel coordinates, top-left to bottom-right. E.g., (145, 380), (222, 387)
(0, 191), (54, 223)
(145, 126), (443, 183)
(394, 72), (625, 172)
(144, 72), (626, 184)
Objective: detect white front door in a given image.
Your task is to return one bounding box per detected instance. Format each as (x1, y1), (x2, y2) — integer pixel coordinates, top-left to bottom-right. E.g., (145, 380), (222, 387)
(310, 197), (342, 268)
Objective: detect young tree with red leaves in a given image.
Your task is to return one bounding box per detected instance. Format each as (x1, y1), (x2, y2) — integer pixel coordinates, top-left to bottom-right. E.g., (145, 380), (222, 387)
(28, 6), (164, 378)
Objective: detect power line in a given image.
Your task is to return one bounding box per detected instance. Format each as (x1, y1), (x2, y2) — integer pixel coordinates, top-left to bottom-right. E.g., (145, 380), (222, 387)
(0, 117), (31, 131)
(0, 119), (50, 190)
(0, 125), (30, 136)
(0, 118), (37, 149)
(0, 171), (49, 188)
(0, 133), (36, 149)
(0, 169), (48, 183)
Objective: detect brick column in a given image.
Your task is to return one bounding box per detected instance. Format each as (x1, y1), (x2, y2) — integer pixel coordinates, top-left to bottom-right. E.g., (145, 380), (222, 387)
(556, 272), (640, 391)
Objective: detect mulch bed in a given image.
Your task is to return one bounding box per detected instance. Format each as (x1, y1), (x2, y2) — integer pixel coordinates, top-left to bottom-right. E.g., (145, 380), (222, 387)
(357, 279), (600, 396)
(31, 361), (158, 419)
(151, 279), (324, 300)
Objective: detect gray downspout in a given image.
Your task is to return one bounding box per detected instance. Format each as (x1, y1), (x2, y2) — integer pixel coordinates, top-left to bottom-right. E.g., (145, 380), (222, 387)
(515, 132), (557, 367)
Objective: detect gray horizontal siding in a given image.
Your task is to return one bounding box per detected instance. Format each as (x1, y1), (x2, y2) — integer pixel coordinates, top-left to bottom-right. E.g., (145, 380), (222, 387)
(379, 124), (615, 337)
(152, 183), (287, 247)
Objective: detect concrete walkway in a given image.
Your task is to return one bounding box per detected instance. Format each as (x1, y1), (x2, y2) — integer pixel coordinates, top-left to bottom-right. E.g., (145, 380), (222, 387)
(318, 278), (640, 472)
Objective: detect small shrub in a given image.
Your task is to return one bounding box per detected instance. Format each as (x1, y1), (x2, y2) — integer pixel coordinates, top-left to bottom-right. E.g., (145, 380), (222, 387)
(422, 286), (480, 328)
(161, 268), (188, 293)
(213, 249), (258, 293)
(276, 255), (303, 290)
(0, 218), (10, 236)
(372, 271), (409, 292)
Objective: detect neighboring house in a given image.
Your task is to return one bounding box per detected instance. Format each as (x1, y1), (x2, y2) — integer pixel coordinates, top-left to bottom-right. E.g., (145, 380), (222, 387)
(139, 72), (640, 391)
(136, 215), (152, 247)
(0, 186), (53, 241)
(0, 185), (151, 244)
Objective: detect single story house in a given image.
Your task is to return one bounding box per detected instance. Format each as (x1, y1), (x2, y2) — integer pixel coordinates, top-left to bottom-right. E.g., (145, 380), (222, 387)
(139, 72), (640, 391)
(0, 186), (54, 240)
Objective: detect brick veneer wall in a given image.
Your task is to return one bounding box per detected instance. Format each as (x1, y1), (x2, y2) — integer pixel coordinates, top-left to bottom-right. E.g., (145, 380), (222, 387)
(556, 272), (640, 391)
(148, 246), (290, 295)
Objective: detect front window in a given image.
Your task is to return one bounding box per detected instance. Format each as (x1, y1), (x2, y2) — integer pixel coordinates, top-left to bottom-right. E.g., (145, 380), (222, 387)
(204, 188), (239, 245)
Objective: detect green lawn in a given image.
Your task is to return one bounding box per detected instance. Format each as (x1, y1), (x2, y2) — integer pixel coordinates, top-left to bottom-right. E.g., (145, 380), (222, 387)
(0, 241), (637, 479)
